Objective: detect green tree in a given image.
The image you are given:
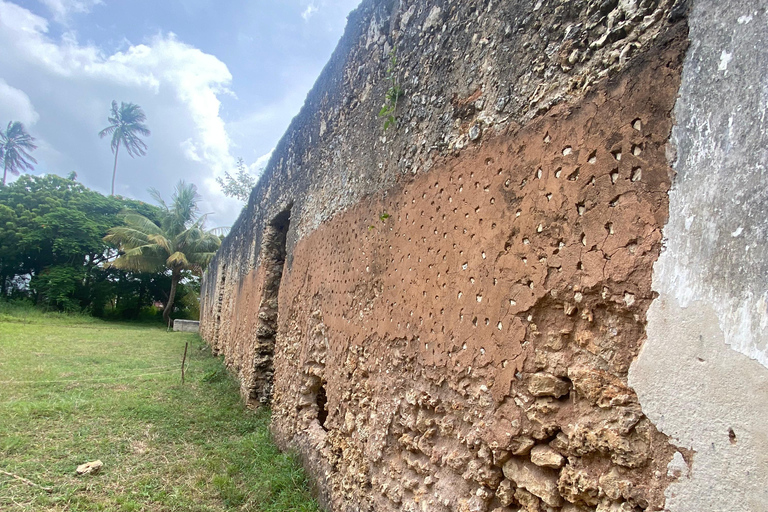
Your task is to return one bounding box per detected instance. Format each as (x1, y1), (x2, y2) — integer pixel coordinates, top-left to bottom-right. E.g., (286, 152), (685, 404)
(98, 101), (151, 196)
(216, 157), (259, 201)
(0, 173), (161, 310)
(105, 181), (220, 325)
(1, 121), (37, 186)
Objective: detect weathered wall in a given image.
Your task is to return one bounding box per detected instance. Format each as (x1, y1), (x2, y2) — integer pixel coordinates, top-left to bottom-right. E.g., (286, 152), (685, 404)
(628, 1), (768, 510)
(201, 0), (765, 510)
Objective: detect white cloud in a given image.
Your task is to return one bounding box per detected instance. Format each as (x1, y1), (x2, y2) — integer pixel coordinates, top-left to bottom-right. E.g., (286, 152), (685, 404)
(180, 138), (203, 162)
(251, 149), (273, 173)
(105, 34), (235, 176)
(0, 78), (40, 126)
(301, 3), (318, 21)
(38, 0), (102, 23)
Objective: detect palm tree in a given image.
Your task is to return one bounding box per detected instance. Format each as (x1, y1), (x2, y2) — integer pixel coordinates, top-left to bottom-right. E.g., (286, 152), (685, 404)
(98, 101), (150, 196)
(104, 181), (220, 325)
(1, 121), (37, 186)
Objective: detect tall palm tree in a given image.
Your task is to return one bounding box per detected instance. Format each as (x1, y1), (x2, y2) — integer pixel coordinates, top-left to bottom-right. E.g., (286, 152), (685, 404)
(1, 121), (37, 186)
(98, 101), (150, 196)
(104, 181), (220, 325)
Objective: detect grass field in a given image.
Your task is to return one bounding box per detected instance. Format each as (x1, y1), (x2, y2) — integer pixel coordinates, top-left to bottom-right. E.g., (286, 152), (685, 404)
(0, 305), (318, 512)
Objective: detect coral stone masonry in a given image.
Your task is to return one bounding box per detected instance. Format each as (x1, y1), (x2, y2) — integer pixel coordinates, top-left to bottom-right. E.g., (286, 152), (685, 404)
(200, 1), (768, 511)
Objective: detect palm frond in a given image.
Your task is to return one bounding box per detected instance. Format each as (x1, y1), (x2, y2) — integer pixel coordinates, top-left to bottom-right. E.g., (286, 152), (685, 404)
(148, 188), (168, 211)
(121, 244), (166, 261)
(100, 100), (150, 158)
(187, 251), (218, 270)
(98, 125), (115, 139)
(1, 121), (37, 178)
(121, 213), (163, 235)
(104, 180), (220, 276)
(166, 251), (190, 268)
(123, 130), (148, 157)
(147, 233), (172, 254)
(110, 248), (165, 272)
(104, 212), (163, 250)
(104, 227), (151, 248)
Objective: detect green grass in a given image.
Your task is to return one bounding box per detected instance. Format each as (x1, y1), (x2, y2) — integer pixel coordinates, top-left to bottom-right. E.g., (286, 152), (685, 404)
(0, 306), (319, 512)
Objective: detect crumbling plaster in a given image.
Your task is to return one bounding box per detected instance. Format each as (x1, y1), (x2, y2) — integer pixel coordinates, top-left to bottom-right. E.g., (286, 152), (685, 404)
(629, 0), (768, 510)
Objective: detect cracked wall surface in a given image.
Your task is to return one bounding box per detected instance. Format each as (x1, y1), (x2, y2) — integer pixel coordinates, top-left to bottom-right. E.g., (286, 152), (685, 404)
(196, 0), (767, 510)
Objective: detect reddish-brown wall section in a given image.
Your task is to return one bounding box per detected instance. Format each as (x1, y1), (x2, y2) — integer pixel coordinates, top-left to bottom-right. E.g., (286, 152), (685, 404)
(211, 267), (266, 400)
(258, 32), (688, 512)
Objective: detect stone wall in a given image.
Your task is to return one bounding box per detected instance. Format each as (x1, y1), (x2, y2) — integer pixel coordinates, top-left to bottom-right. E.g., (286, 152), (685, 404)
(200, 0), (767, 511)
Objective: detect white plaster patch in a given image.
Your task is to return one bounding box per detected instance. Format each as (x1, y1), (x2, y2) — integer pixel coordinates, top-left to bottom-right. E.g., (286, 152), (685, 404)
(634, 3), (768, 507)
(718, 50), (732, 72)
(631, 299), (768, 512)
(667, 451), (690, 479)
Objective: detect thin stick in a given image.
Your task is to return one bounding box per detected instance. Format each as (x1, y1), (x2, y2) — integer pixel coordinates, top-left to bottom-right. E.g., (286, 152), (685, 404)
(0, 469), (53, 493)
(181, 341), (188, 385)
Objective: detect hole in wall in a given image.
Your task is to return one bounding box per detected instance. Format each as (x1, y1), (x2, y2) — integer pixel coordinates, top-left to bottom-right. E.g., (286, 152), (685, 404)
(248, 205), (292, 407)
(316, 381), (329, 430)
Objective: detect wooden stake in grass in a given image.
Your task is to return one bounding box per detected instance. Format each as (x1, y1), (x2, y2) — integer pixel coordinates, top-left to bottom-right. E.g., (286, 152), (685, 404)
(181, 341), (188, 384)
(0, 469), (53, 493)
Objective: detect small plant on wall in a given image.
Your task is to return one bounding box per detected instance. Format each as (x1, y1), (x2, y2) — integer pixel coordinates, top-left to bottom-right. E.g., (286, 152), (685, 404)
(368, 212), (390, 231)
(378, 46), (404, 131)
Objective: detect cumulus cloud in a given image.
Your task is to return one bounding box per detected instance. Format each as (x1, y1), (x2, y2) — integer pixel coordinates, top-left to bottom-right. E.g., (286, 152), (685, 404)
(0, 78), (40, 126)
(180, 138), (203, 162)
(0, 0), (243, 225)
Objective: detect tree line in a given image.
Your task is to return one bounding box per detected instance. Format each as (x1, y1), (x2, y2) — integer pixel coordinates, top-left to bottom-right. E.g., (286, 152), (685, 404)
(0, 102), (221, 322)
(0, 173), (220, 321)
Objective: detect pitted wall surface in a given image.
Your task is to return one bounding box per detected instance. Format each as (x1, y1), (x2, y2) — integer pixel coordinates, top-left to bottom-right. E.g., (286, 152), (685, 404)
(199, 1), (702, 511)
(269, 32), (687, 511)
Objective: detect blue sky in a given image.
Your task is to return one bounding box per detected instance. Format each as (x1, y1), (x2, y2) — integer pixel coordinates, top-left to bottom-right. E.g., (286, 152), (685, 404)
(0, 0), (361, 225)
